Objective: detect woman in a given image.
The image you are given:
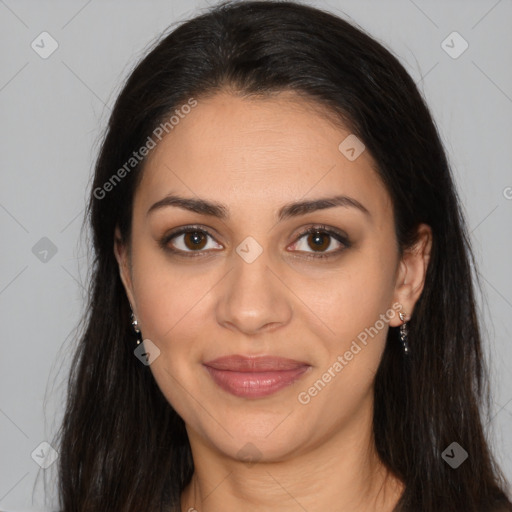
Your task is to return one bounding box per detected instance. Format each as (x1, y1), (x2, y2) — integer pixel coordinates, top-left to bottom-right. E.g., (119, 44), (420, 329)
(54, 1), (512, 511)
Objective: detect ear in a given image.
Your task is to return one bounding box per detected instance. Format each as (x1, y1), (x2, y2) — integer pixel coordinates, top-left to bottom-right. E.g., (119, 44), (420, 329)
(389, 223), (432, 327)
(114, 225), (136, 311)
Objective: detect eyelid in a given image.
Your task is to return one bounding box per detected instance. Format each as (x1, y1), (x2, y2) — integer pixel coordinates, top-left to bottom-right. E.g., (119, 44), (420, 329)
(288, 224), (350, 259)
(159, 225), (223, 255)
(160, 223), (350, 258)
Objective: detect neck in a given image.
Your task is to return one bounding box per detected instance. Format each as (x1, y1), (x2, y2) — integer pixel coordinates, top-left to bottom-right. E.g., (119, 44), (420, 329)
(180, 396), (404, 512)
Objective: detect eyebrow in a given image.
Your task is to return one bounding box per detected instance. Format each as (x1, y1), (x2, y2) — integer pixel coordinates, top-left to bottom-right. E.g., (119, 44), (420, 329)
(147, 193), (371, 222)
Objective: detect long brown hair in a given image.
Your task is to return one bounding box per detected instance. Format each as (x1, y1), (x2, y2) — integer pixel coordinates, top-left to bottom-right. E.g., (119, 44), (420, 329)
(52, 2), (512, 510)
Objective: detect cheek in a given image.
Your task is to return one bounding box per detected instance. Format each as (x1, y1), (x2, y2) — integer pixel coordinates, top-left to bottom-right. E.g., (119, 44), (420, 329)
(308, 259), (396, 406)
(128, 241), (199, 340)
(310, 250), (396, 345)
(133, 264), (209, 348)
(130, 250), (211, 418)
(297, 260), (395, 422)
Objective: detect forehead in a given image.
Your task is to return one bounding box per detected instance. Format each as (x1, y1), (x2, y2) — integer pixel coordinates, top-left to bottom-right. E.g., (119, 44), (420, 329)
(135, 91), (392, 225)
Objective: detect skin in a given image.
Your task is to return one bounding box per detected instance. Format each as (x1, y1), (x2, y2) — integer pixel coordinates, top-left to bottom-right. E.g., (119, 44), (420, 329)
(114, 90), (432, 512)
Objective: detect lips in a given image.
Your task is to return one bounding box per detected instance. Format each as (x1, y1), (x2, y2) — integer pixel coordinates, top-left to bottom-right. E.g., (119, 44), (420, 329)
(203, 355), (311, 398)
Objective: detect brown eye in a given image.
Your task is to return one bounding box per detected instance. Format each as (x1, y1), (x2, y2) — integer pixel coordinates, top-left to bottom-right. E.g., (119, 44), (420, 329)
(161, 227), (223, 255)
(290, 225), (350, 260)
(306, 232), (331, 252)
(183, 231), (208, 250)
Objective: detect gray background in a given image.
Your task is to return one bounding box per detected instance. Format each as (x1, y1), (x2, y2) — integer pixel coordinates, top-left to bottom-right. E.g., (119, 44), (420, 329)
(0, 0), (511, 510)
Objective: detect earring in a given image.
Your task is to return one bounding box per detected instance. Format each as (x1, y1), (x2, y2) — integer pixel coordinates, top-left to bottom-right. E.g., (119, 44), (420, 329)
(399, 311), (410, 355)
(130, 309), (142, 345)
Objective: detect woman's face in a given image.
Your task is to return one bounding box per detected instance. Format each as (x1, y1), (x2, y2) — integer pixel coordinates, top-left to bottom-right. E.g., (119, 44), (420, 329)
(115, 90), (430, 463)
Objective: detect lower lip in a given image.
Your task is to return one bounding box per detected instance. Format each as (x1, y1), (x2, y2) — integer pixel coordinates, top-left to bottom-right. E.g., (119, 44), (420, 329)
(203, 365), (310, 398)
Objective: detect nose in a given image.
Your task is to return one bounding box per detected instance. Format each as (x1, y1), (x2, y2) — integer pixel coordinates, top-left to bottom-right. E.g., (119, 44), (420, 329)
(215, 244), (293, 336)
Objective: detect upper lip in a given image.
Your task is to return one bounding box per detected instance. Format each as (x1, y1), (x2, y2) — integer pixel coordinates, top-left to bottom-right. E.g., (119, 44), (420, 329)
(203, 355), (310, 372)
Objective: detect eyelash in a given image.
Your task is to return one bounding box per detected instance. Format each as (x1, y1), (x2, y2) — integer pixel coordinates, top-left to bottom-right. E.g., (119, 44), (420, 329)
(159, 224), (351, 260)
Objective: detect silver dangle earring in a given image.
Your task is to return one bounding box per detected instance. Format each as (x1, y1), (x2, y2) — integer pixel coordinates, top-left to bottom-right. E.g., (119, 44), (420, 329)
(399, 311), (409, 355)
(130, 309), (142, 345)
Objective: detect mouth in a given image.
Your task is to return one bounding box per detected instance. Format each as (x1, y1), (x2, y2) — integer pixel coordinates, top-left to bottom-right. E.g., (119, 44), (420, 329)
(203, 355), (311, 399)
